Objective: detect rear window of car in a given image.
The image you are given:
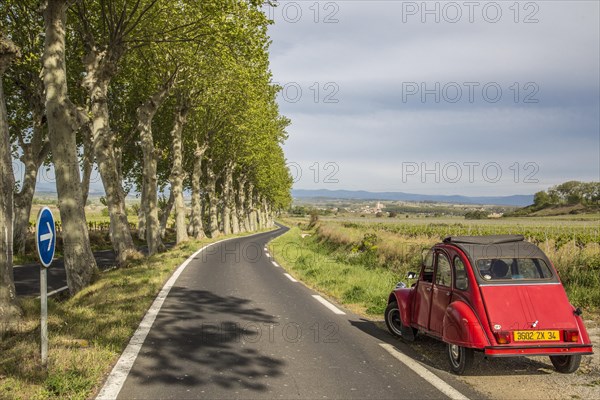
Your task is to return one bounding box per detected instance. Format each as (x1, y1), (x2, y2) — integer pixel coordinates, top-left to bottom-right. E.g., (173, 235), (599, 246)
(476, 258), (554, 282)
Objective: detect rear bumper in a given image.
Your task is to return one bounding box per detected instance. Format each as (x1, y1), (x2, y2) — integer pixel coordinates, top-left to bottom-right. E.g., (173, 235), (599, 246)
(484, 344), (593, 357)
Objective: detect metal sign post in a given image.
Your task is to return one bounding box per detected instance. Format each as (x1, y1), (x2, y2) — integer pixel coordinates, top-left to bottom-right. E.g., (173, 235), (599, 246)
(36, 206), (56, 367)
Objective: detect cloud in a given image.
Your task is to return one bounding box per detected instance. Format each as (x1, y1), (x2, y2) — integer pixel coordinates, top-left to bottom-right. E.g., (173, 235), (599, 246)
(268, 1), (600, 195)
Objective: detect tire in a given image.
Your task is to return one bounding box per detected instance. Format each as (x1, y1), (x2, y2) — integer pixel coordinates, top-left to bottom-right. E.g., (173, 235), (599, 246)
(447, 343), (474, 375)
(550, 355), (581, 373)
(385, 301), (405, 338)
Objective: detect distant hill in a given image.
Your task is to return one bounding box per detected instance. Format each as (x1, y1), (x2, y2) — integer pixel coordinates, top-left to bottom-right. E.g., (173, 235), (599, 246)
(292, 189), (534, 207)
(506, 181), (600, 216)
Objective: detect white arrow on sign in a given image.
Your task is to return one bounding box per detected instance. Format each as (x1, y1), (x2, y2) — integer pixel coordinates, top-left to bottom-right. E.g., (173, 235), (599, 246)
(40, 222), (54, 251)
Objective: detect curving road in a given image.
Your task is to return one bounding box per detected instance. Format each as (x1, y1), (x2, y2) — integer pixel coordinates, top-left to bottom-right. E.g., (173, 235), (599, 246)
(99, 226), (480, 400)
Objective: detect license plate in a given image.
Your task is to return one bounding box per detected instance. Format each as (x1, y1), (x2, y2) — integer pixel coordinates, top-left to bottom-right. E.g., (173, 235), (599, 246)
(513, 330), (560, 342)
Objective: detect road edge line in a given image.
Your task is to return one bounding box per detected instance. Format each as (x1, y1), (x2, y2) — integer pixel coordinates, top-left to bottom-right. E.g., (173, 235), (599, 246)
(379, 343), (470, 400)
(95, 229), (279, 400)
(312, 295), (346, 315)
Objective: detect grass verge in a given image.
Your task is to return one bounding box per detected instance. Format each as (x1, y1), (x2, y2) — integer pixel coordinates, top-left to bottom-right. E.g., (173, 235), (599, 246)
(0, 230), (270, 400)
(271, 220), (599, 318)
(269, 225), (402, 316)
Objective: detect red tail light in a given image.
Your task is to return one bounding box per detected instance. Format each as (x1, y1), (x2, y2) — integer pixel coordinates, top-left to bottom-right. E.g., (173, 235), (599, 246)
(563, 330), (579, 342)
(494, 331), (511, 344)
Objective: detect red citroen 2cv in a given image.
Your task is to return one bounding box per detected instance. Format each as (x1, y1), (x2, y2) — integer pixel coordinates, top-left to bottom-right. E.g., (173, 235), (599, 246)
(384, 235), (593, 374)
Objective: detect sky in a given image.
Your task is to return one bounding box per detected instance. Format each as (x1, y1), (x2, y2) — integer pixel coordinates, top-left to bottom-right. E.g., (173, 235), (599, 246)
(266, 0), (600, 196)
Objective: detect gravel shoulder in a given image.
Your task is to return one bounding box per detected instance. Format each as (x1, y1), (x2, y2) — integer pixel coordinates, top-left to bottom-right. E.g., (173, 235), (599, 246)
(377, 314), (599, 399)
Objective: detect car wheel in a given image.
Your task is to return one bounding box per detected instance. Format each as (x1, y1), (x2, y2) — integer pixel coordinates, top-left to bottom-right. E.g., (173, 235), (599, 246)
(385, 301), (405, 338)
(447, 343), (474, 375)
(550, 355), (581, 373)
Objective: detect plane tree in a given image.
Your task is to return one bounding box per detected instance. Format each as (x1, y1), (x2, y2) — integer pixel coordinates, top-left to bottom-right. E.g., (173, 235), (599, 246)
(0, 33), (22, 321)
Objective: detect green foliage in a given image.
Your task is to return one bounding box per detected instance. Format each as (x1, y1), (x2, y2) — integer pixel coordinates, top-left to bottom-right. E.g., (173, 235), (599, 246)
(465, 210), (488, 220)
(527, 181), (599, 213)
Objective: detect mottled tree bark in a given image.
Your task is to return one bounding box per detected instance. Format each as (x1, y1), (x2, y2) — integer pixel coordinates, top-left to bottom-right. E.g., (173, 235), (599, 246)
(258, 195), (267, 229)
(80, 122), (93, 208)
(137, 185), (146, 240)
(188, 141), (207, 239)
(12, 76), (49, 255)
(83, 50), (137, 263)
(158, 191), (174, 238)
(235, 176), (247, 233)
(220, 162), (235, 235)
(169, 98), (190, 244)
(0, 35), (22, 322)
(137, 76), (174, 255)
(42, 1), (98, 294)
(246, 182), (256, 232)
(265, 200), (273, 228)
(230, 176), (240, 234)
(206, 160), (220, 238)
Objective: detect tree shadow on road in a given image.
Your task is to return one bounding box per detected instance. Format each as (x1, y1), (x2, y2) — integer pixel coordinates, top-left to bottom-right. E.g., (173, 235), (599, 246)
(124, 287), (285, 394)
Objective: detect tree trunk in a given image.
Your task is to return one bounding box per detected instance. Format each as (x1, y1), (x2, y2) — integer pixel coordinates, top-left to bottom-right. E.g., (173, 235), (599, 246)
(13, 76), (49, 256)
(234, 176), (246, 233)
(258, 195), (267, 229)
(158, 190), (174, 238)
(13, 141), (49, 256)
(169, 98), (190, 244)
(246, 182), (256, 232)
(136, 76), (174, 255)
(42, 0), (99, 294)
(206, 160), (220, 238)
(188, 141), (207, 239)
(265, 201), (273, 228)
(230, 177), (240, 234)
(221, 163), (233, 235)
(80, 130), (93, 208)
(83, 52), (137, 263)
(0, 35), (22, 322)
(138, 185), (146, 240)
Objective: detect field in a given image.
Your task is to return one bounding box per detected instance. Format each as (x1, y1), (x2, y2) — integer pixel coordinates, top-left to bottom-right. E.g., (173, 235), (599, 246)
(271, 214), (600, 315)
(15, 203), (153, 265)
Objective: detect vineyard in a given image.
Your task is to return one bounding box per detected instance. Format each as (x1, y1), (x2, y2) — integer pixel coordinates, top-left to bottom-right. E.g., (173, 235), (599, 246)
(279, 216), (600, 311)
(336, 219), (600, 248)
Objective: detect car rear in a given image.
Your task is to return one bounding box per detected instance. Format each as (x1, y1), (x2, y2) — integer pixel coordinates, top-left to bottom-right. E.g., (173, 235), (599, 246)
(475, 257), (593, 357)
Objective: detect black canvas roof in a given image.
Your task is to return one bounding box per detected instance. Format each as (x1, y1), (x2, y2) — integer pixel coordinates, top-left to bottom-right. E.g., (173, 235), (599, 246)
(443, 235), (549, 262)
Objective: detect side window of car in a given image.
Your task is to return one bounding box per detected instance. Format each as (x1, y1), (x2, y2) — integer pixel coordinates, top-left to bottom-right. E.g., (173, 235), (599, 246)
(435, 254), (452, 287)
(421, 250), (435, 283)
(454, 257), (469, 290)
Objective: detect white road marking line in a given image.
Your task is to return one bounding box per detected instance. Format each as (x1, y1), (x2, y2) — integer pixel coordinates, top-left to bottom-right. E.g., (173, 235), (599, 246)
(379, 343), (470, 400)
(265, 253), (271, 258)
(95, 236), (246, 400)
(284, 273), (298, 282)
(271, 261), (279, 267)
(312, 295), (346, 315)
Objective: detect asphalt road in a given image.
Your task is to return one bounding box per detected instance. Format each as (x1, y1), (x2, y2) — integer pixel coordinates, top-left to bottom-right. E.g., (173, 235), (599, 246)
(14, 244), (173, 296)
(109, 226), (479, 400)
(13, 249), (117, 296)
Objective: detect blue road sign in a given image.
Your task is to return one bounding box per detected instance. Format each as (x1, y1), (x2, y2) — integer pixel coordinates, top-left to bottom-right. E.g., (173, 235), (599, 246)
(36, 207), (56, 268)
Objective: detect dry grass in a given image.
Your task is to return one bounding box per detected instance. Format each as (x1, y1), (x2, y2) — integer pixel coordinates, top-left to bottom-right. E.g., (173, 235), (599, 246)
(278, 216), (600, 312)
